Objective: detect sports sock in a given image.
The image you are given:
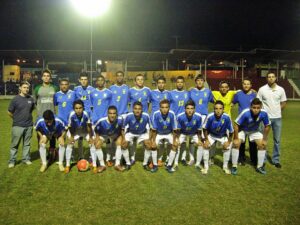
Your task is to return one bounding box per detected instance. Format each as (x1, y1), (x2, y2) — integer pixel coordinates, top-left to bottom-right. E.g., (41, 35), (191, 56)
(257, 150), (266, 168)
(65, 144), (73, 167)
(203, 149), (209, 169)
(181, 150), (187, 161)
(143, 149), (151, 166)
(189, 144), (195, 161)
(122, 149), (131, 165)
(196, 146), (203, 166)
(106, 153), (111, 162)
(115, 146), (122, 166)
(223, 149), (231, 169)
(167, 150), (176, 167)
(152, 151), (158, 166)
(231, 148), (239, 167)
(174, 146), (180, 165)
(89, 144), (97, 167)
(39, 143), (47, 165)
(58, 144), (65, 165)
(96, 148), (105, 166)
(78, 138), (83, 159)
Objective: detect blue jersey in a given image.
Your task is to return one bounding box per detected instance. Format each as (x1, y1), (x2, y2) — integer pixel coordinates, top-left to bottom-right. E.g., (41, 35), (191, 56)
(74, 85), (95, 115)
(109, 84), (129, 115)
(123, 112), (150, 135)
(169, 89), (190, 115)
(54, 90), (76, 124)
(90, 88), (112, 124)
(233, 90), (257, 114)
(151, 110), (177, 135)
(68, 110), (91, 130)
(129, 87), (151, 112)
(150, 89), (170, 114)
(177, 112), (202, 135)
(35, 116), (66, 137)
(203, 113), (233, 138)
(94, 117), (123, 137)
(235, 108), (270, 132)
(189, 88), (214, 115)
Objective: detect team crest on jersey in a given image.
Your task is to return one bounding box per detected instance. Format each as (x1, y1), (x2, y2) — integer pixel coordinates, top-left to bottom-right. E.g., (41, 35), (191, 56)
(193, 120), (196, 125)
(88, 90), (91, 94)
(140, 118), (143, 123)
(221, 119), (225, 124)
(94, 94), (98, 97)
(104, 93), (107, 98)
(122, 89), (126, 94)
(59, 96), (62, 99)
(166, 118), (170, 123)
(68, 94), (71, 99)
(175, 95), (178, 99)
(114, 91), (117, 94)
(143, 91), (147, 96)
(184, 93), (187, 98)
(204, 93), (207, 97)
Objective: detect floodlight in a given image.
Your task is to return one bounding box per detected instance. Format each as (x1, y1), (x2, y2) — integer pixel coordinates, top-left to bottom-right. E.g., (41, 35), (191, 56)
(70, 0), (112, 18)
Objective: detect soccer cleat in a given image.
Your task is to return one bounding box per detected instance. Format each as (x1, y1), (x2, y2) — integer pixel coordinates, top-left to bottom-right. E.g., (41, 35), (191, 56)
(114, 165), (125, 172)
(125, 165), (131, 171)
(97, 166), (106, 173)
(231, 167), (238, 175)
(106, 160), (114, 167)
(24, 161), (32, 165)
(158, 160), (164, 167)
(40, 164), (47, 173)
(223, 167), (231, 175)
(201, 168), (208, 175)
(166, 165), (176, 173)
(274, 163), (282, 169)
(64, 166), (70, 174)
(58, 164), (65, 172)
(256, 166), (267, 175)
(181, 159), (187, 166)
(8, 163), (15, 168)
(143, 165), (150, 171)
(188, 160), (195, 166)
(150, 165), (158, 173)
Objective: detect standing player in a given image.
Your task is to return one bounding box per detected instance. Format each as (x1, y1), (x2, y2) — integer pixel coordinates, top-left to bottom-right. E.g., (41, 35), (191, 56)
(122, 102), (152, 171)
(232, 98), (271, 175)
(232, 78), (257, 165)
(202, 101), (234, 175)
(65, 100), (95, 173)
(151, 99), (178, 173)
(258, 72), (287, 168)
(35, 110), (67, 172)
(93, 106), (124, 172)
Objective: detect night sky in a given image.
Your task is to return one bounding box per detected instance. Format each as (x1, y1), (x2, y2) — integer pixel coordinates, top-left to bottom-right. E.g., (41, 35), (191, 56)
(0, 0), (299, 52)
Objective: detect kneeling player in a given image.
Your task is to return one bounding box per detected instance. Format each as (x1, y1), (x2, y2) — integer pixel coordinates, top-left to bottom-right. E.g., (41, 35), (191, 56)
(151, 99), (178, 173)
(35, 110), (67, 172)
(176, 100), (203, 170)
(122, 101), (152, 171)
(94, 106), (124, 173)
(202, 101), (234, 175)
(232, 98), (271, 175)
(65, 100), (95, 173)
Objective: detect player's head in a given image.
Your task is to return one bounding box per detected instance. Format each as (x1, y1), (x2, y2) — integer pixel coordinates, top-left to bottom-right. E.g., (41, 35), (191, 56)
(214, 100), (224, 118)
(42, 69), (52, 84)
(78, 72), (89, 87)
(219, 80), (230, 95)
(59, 78), (70, 92)
(135, 74), (144, 88)
(266, 72), (277, 86)
(73, 99), (85, 116)
(96, 75), (106, 89)
(242, 78), (252, 92)
(115, 71), (125, 84)
(195, 74), (205, 89)
(19, 81), (30, 96)
(159, 99), (170, 115)
(107, 105), (118, 123)
(133, 101), (143, 117)
(176, 76), (185, 90)
(250, 98), (263, 116)
(156, 76), (166, 91)
(43, 110), (55, 126)
(185, 100), (195, 117)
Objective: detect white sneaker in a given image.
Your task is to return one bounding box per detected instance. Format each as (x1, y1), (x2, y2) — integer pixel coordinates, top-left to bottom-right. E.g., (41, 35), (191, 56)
(58, 164), (65, 172)
(8, 163), (15, 168)
(223, 167), (231, 175)
(201, 168), (208, 175)
(40, 164), (47, 173)
(24, 161), (32, 165)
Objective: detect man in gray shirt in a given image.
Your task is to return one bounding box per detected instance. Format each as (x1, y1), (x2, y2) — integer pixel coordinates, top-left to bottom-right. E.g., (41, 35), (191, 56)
(8, 81), (35, 168)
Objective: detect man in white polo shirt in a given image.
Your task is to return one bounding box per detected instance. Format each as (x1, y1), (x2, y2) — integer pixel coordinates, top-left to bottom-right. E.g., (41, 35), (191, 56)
(257, 72), (287, 168)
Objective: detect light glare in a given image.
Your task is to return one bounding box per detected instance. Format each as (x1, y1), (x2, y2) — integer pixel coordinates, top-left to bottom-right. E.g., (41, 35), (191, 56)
(70, 0), (112, 18)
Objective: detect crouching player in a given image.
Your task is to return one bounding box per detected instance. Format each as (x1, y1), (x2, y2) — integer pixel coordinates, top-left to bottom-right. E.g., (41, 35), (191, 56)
(122, 101), (151, 171)
(175, 100), (203, 170)
(202, 101), (234, 175)
(151, 99), (178, 173)
(93, 106), (124, 173)
(232, 98), (271, 175)
(35, 110), (67, 172)
(65, 100), (95, 174)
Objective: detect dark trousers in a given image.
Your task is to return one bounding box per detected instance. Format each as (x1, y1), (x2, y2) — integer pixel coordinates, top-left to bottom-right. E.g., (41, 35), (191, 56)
(239, 138), (257, 165)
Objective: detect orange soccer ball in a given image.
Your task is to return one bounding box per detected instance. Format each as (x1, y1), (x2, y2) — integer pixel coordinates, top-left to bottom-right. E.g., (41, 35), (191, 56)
(77, 159), (90, 172)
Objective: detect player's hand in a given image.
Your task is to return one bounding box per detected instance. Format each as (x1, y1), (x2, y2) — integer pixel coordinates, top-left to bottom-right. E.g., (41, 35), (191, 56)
(121, 140), (128, 149)
(151, 141), (157, 150)
(203, 139), (210, 149)
(69, 136), (75, 144)
(223, 141), (231, 150)
(88, 138), (94, 145)
(233, 139), (240, 148)
(262, 139), (267, 149)
(197, 140), (203, 147)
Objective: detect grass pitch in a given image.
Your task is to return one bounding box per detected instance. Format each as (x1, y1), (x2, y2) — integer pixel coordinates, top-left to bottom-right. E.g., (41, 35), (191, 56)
(0, 100), (299, 225)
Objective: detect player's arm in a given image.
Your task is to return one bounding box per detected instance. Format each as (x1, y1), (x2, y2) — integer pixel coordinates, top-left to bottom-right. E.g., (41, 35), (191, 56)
(233, 123), (240, 140)
(151, 129), (157, 149)
(280, 101), (287, 110)
(197, 129), (203, 146)
(223, 131), (233, 150)
(202, 128), (210, 148)
(7, 111), (13, 119)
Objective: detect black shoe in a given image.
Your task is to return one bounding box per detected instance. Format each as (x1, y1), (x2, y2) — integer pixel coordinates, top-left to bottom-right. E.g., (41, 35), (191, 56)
(151, 165), (158, 173)
(274, 163), (282, 168)
(181, 159), (187, 166)
(143, 165), (150, 171)
(125, 165), (131, 171)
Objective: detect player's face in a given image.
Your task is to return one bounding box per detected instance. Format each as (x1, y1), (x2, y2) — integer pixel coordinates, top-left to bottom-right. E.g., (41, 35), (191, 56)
(74, 104), (84, 116)
(267, 73), (276, 86)
(133, 105), (142, 117)
(219, 83), (229, 95)
(135, 76), (144, 88)
(214, 104), (224, 118)
(45, 119), (54, 127)
(60, 81), (69, 92)
(250, 104), (262, 116)
(185, 105), (195, 117)
(42, 72), (51, 84)
(96, 77), (105, 88)
(195, 79), (205, 89)
(116, 73), (124, 84)
(160, 103), (170, 115)
(108, 109), (117, 122)
(19, 84), (30, 95)
(176, 79), (184, 90)
(157, 79), (166, 91)
(242, 80), (252, 92)
(79, 76), (88, 87)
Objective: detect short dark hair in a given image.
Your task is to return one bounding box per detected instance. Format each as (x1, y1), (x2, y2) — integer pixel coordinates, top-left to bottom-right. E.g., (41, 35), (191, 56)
(97, 75), (105, 80)
(59, 78), (69, 84)
(79, 72), (89, 79)
(20, 81), (30, 87)
(242, 77), (252, 84)
(43, 110), (55, 121)
(73, 99), (84, 109)
(157, 76), (166, 83)
(219, 80), (230, 87)
(267, 72), (276, 78)
(159, 99), (170, 107)
(195, 74), (205, 82)
(42, 69), (51, 76)
(133, 101), (143, 108)
(108, 105), (118, 113)
(251, 98), (262, 106)
(176, 76), (185, 81)
(135, 74), (144, 81)
(214, 100), (224, 108)
(116, 71), (124, 76)
(185, 100), (195, 109)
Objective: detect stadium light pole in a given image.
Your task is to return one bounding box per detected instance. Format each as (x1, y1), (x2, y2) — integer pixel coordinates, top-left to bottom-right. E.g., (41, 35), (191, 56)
(70, 0), (112, 85)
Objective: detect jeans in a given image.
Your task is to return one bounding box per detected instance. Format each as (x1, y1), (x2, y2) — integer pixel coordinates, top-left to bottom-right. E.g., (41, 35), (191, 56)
(9, 126), (33, 164)
(270, 118), (282, 164)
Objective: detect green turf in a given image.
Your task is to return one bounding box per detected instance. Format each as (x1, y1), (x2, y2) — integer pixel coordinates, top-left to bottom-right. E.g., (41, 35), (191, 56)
(0, 100), (299, 225)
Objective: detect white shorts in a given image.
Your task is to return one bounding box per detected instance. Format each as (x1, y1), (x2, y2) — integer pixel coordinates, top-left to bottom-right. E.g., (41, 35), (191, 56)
(156, 133), (174, 145)
(207, 134), (232, 150)
(238, 131), (263, 142)
(179, 134), (199, 144)
(67, 130), (90, 141)
(125, 132), (150, 144)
